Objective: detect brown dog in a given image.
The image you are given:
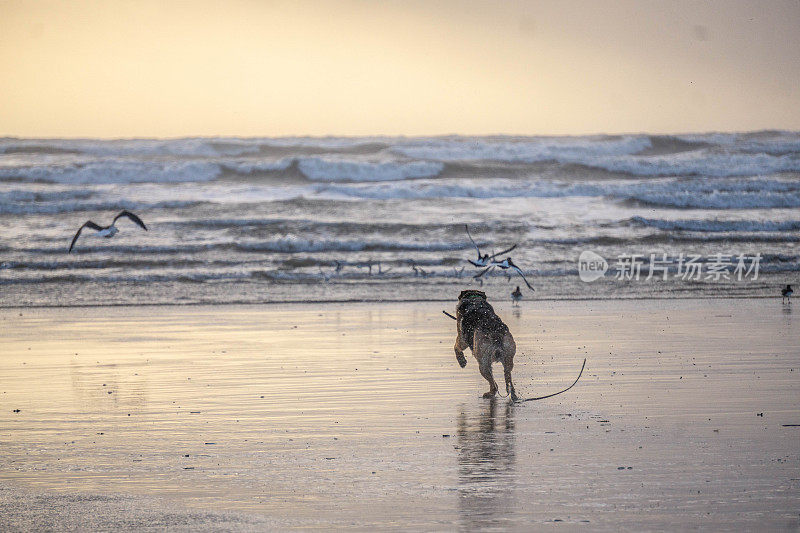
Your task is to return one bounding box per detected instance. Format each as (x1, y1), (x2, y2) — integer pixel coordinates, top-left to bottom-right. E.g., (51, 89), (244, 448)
(453, 290), (518, 401)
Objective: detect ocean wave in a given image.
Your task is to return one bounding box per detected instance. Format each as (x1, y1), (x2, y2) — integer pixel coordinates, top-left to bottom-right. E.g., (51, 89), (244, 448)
(628, 217), (800, 232)
(21, 244), (218, 255)
(0, 258), (247, 270)
(297, 157), (444, 182)
(0, 198), (198, 215)
(219, 156), (445, 182)
(390, 135), (800, 177)
(319, 178), (568, 200)
(534, 233), (800, 246)
(259, 137), (399, 150)
(0, 155), (445, 185)
(173, 218), (501, 233)
(233, 237), (469, 253)
(390, 135), (653, 162)
(0, 189), (94, 203)
(320, 176), (800, 208)
(219, 158), (294, 174)
(625, 191), (800, 209)
(19, 237), (473, 255)
(3, 133), (799, 185)
(0, 138), (262, 157)
(676, 131), (800, 155)
(0, 272), (253, 285)
(0, 159), (221, 184)
(581, 151), (800, 178)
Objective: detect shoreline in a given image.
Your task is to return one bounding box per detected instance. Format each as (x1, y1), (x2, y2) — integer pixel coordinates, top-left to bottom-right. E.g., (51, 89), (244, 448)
(0, 293), (785, 310)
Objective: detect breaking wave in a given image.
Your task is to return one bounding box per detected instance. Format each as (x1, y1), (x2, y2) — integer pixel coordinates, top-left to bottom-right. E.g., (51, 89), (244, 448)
(3, 132), (799, 185)
(322, 176), (800, 209)
(0, 160), (222, 184)
(297, 158), (444, 182)
(390, 135), (653, 162)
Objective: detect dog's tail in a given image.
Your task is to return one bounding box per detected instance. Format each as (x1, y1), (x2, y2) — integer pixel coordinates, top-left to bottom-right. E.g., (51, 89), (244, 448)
(516, 359), (586, 402)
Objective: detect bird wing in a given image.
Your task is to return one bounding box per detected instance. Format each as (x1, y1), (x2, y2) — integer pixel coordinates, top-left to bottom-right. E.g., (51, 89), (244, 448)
(489, 257), (508, 268)
(114, 210), (148, 231)
(488, 243), (517, 260)
(511, 265), (534, 291)
(465, 225), (482, 259)
(68, 221), (103, 253)
(473, 265), (494, 280)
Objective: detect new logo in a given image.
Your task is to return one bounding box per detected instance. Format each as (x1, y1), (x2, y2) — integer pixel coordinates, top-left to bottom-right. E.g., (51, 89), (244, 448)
(578, 250), (608, 282)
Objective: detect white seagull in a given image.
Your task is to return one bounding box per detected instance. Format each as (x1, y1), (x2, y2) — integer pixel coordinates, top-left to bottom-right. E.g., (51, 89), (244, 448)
(465, 225), (517, 267)
(475, 256), (534, 291)
(68, 210), (148, 253)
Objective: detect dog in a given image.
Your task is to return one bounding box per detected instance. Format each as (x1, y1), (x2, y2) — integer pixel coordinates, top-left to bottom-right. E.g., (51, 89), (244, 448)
(453, 290), (518, 401)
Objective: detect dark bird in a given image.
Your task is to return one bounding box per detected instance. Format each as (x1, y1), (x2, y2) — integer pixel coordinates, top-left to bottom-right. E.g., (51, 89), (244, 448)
(411, 262), (429, 278)
(782, 284), (793, 303)
(68, 210), (148, 253)
(511, 286), (523, 304)
(465, 224), (517, 267)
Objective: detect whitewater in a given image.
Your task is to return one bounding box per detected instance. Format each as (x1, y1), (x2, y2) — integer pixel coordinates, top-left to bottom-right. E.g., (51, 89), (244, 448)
(1, 132), (798, 306)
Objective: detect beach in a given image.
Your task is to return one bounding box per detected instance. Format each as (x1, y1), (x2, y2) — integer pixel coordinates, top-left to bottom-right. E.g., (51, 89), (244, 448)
(3, 1), (800, 530)
(1, 298), (798, 530)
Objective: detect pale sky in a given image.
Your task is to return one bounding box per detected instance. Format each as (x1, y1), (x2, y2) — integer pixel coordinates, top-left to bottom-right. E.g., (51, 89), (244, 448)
(1, 0), (799, 138)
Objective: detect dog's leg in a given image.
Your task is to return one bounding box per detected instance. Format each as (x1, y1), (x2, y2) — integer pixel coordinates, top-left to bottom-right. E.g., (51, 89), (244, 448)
(502, 334), (518, 402)
(475, 333), (499, 397)
(503, 360), (518, 402)
(479, 356), (499, 398)
(454, 333), (468, 368)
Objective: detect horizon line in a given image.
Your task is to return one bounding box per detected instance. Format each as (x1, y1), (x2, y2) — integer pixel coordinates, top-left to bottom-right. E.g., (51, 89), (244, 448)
(1, 128), (797, 141)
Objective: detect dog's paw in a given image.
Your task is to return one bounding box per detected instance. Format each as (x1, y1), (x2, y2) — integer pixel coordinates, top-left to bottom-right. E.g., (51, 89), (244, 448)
(456, 354), (467, 368)
(482, 391), (496, 398)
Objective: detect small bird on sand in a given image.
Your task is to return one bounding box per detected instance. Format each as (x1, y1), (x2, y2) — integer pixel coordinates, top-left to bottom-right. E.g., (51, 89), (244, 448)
(68, 210), (148, 253)
(465, 225), (517, 267)
(511, 286), (522, 305)
(782, 284), (793, 303)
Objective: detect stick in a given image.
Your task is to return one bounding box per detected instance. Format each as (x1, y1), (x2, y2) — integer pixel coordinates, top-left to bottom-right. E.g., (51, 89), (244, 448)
(516, 359), (586, 402)
(442, 310), (456, 320)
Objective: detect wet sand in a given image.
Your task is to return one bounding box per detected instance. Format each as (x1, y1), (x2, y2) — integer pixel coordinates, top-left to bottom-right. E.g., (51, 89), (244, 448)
(1, 299), (798, 531)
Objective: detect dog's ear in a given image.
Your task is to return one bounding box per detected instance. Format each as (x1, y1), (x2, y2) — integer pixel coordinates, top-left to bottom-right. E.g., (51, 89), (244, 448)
(459, 289), (487, 300)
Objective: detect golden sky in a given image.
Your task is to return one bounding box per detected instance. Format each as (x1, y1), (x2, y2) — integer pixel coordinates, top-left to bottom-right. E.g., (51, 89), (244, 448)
(1, 0), (799, 138)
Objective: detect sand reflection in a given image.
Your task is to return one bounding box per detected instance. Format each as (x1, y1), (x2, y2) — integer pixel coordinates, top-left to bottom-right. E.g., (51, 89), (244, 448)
(456, 398), (516, 530)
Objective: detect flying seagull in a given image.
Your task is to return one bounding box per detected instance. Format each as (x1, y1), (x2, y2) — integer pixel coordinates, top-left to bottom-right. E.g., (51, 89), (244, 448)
(68, 210), (148, 253)
(782, 284), (793, 303)
(465, 225), (517, 267)
(475, 257), (534, 291)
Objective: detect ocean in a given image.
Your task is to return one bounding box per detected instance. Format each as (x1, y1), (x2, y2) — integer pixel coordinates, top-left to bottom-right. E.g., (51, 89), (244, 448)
(1, 132), (798, 306)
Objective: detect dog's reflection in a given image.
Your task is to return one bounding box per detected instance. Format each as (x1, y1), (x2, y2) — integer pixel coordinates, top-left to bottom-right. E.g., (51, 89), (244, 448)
(456, 398), (516, 530)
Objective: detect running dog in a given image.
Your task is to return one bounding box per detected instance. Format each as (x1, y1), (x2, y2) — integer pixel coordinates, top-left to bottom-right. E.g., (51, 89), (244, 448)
(453, 290), (518, 401)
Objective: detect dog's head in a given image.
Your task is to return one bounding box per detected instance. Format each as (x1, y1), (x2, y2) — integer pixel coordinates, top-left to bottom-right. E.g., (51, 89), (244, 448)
(458, 289), (487, 301)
